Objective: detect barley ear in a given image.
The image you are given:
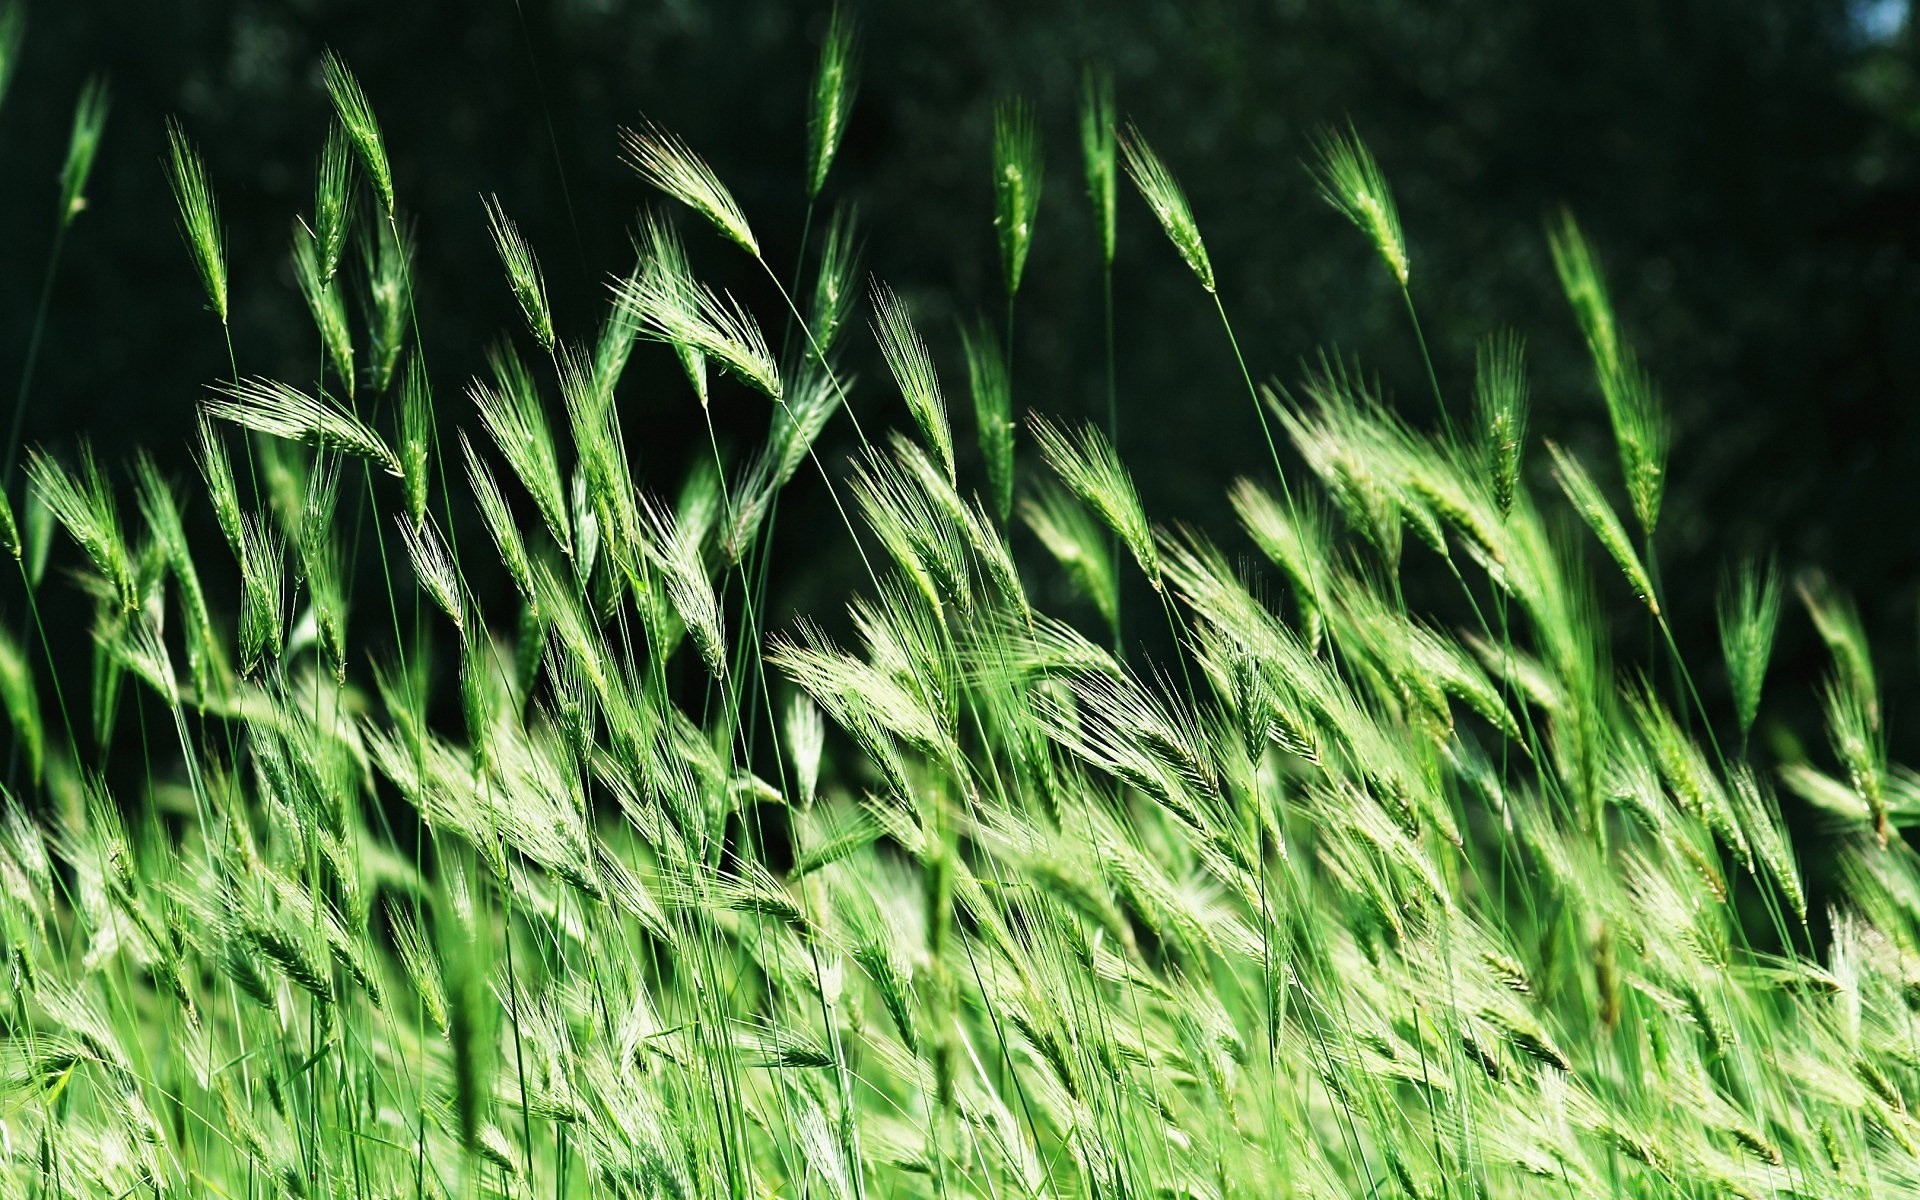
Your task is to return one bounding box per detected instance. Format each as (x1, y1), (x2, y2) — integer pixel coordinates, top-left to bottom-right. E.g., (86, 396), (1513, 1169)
(1597, 347), (1669, 538)
(620, 118), (759, 258)
(399, 359), (431, 524)
(482, 194), (555, 354)
(1022, 482), (1118, 631)
(164, 117), (228, 325)
(806, 3), (859, 199)
(1716, 556), (1780, 738)
(1546, 440), (1657, 616)
(1472, 331), (1528, 518)
(313, 123), (354, 286)
(291, 223), (356, 397)
(58, 75), (109, 227)
(809, 203), (861, 358)
(0, 626), (42, 783)
(1799, 570), (1878, 730)
(870, 281), (954, 485)
(1031, 415), (1158, 588)
(992, 97), (1043, 298)
(0, 485), (17, 560)
(0, 3), (24, 116)
(1079, 65), (1117, 267)
(1309, 122), (1408, 287)
(322, 50), (394, 217)
(961, 317), (1013, 521)
(1119, 124), (1213, 292)
(194, 415), (245, 556)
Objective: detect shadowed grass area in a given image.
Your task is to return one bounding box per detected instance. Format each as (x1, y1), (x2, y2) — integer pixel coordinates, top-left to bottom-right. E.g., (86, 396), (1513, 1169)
(3, 17), (1919, 1200)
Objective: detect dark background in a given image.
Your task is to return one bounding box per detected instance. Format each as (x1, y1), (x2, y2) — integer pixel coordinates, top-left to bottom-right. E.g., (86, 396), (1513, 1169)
(4, 0), (1920, 764)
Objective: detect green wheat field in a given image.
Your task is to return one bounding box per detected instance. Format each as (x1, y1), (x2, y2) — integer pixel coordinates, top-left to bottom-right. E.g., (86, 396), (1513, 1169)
(2, 8), (1918, 1199)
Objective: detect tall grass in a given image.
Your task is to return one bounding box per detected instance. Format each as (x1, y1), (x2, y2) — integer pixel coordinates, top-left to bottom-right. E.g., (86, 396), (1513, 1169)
(2, 20), (1917, 1200)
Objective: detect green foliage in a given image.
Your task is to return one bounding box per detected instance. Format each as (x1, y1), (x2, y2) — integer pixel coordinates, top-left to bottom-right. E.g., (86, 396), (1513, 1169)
(1, 30), (1912, 1200)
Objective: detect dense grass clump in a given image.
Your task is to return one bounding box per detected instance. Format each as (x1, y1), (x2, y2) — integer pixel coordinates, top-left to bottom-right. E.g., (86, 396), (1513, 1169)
(5, 19), (1920, 1200)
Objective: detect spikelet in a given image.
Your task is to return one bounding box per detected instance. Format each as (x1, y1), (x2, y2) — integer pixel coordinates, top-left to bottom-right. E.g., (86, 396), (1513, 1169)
(453, 445), (528, 614)
(1120, 124), (1213, 292)
(806, 4), (858, 199)
(637, 493), (726, 678)
(58, 75), (109, 226)
(992, 97), (1043, 297)
(786, 692), (825, 809)
(1309, 122), (1408, 287)
(634, 213), (709, 404)
(1547, 209), (1619, 369)
(870, 281), (954, 484)
(322, 50), (393, 216)
(1597, 348), (1669, 537)
(620, 118), (759, 257)
(1548, 212), (1668, 536)
(236, 514), (284, 672)
(482, 193), (555, 354)
(0, 486), (16, 560)
(1729, 763), (1807, 925)
(164, 118), (228, 325)
(1799, 570), (1877, 729)
(1825, 673), (1888, 846)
